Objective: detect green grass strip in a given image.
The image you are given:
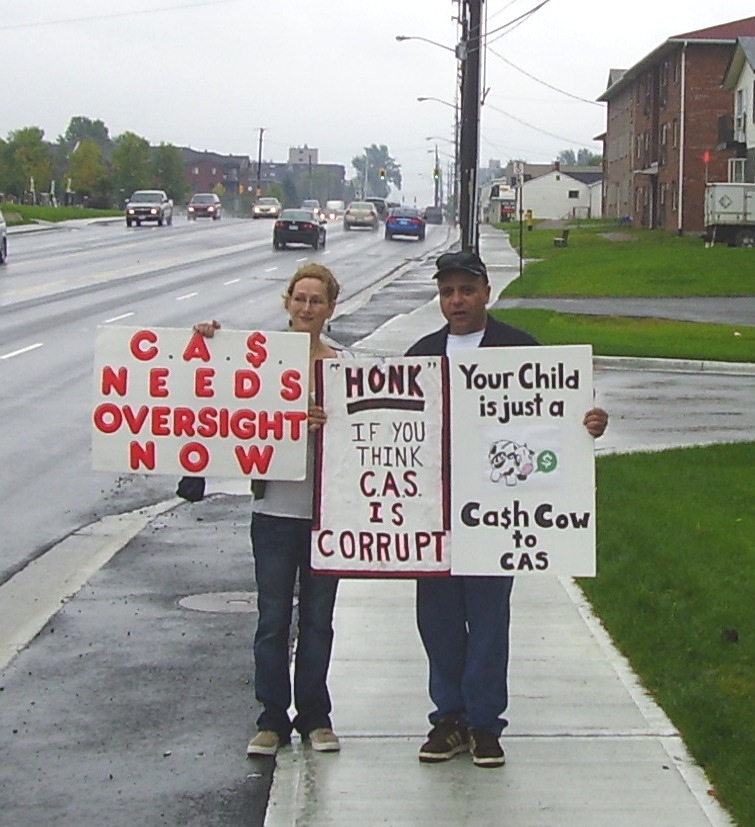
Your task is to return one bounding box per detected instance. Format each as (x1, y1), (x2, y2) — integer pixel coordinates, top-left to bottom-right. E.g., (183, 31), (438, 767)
(1, 202), (122, 224)
(580, 442), (755, 827)
(500, 223), (755, 298)
(490, 308), (754, 362)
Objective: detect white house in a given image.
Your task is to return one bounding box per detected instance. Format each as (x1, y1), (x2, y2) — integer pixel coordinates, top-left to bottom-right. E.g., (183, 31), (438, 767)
(520, 165), (602, 220)
(722, 36), (755, 181)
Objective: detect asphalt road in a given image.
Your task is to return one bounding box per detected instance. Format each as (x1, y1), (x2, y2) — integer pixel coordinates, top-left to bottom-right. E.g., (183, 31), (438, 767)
(0, 217), (451, 584)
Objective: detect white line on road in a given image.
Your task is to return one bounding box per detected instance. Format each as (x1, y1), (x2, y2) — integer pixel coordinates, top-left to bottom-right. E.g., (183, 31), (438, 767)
(176, 292), (199, 301)
(1, 343), (44, 360)
(103, 312), (134, 323)
(264, 267), (278, 273)
(224, 278), (240, 285)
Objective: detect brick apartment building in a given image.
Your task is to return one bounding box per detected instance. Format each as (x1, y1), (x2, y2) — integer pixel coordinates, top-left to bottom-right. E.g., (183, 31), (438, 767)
(598, 15), (755, 233)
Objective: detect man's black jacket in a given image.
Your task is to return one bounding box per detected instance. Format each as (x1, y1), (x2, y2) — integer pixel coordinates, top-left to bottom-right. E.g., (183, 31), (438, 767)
(405, 314), (539, 357)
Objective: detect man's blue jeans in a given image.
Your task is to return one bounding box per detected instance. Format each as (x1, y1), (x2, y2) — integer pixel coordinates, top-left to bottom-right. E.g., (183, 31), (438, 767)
(250, 513), (339, 740)
(416, 574), (513, 736)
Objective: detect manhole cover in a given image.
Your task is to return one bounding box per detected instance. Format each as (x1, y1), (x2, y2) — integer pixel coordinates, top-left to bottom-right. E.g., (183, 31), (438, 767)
(179, 591), (258, 613)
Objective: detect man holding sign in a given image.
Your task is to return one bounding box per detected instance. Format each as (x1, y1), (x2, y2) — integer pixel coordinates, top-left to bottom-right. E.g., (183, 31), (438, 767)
(406, 249), (608, 768)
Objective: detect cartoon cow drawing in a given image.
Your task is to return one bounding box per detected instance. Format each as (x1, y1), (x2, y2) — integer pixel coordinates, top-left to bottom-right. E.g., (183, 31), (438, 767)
(488, 439), (535, 486)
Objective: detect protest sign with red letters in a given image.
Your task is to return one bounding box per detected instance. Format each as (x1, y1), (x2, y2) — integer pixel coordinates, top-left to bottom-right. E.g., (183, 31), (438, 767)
(92, 326), (309, 478)
(448, 345), (596, 576)
(312, 356), (449, 576)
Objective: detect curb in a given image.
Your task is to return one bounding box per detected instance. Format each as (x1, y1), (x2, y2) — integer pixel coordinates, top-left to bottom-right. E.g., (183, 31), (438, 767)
(594, 355), (755, 375)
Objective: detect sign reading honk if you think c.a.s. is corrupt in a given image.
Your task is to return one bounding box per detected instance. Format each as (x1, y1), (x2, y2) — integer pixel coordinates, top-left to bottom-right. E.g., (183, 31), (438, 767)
(448, 345), (596, 577)
(312, 356), (450, 577)
(91, 326), (310, 478)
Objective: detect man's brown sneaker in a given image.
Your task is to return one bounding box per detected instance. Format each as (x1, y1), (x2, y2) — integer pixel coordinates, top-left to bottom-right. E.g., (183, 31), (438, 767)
(469, 728), (505, 768)
(418, 716), (469, 763)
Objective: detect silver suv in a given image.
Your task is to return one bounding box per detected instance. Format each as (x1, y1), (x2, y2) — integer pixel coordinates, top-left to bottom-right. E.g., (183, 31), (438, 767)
(125, 190), (174, 227)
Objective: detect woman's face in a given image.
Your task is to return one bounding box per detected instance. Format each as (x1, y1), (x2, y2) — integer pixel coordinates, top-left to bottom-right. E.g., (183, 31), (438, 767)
(286, 277), (334, 335)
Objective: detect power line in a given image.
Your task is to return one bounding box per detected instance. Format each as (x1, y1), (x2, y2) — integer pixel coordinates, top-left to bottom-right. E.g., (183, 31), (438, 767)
(0, 0), (244, 31)
(484, 101), (597, 147)
(486, 46), (604, 106)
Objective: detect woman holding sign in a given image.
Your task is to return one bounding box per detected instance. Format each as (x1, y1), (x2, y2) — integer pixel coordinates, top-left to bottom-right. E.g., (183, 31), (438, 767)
(195, 262), (344, 757)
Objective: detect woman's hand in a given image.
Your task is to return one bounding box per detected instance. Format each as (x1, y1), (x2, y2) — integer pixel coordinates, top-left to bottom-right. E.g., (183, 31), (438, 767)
(308, 404), (327, 432)
(193, 320), (221, 338)
(583, 407), (609, 438)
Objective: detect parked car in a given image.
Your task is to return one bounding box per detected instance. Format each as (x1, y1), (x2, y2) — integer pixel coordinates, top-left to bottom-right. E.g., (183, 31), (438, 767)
(252, 197), (282, 219)
(125, 190), (173, 227)
(324, 200), (345, 220)
(423, 205), (444, 225)
(384, 207), (426, 241)
(365, 196), (389, 221)
(0, 208), (7, 265)
(343, 201), (379, 231)
(273, 209), (327, 250)
(187, 193), (222, 220)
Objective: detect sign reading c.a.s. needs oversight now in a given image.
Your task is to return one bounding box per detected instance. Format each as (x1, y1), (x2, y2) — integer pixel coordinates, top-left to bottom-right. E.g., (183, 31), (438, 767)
(92, 326), (310, 478)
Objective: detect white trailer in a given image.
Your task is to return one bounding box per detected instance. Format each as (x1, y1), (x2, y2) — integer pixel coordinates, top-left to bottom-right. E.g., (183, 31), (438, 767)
(704, 182), (755, 247)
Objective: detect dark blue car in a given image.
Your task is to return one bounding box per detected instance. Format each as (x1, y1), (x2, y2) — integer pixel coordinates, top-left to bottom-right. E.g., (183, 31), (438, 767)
(384, 207), (426, 241)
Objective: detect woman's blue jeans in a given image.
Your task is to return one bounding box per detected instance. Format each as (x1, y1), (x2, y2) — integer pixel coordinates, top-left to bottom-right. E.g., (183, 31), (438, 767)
(250, 512), (339, 740)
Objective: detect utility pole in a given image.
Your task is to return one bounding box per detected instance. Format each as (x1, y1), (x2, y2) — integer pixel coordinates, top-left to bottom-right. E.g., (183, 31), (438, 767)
(458, 0), (482, 252)
(363, 148), (370, 199)
(434, 144), (440, 208)
(255, 128), (265, 197)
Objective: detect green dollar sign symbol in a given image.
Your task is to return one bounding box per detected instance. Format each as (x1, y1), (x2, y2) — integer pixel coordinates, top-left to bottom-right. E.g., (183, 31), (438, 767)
(537, 450), (557, 473)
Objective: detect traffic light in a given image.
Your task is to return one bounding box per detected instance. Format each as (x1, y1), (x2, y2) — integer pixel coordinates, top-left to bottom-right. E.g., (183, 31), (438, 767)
(379, 168), (386, 180)
(433, 166), (441, 180)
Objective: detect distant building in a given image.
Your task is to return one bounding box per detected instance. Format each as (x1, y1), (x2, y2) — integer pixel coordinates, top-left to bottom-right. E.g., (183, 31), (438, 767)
(180, 147), (251, 195)
(597, 15), (755, 233)
(479, 163), (602, 223)
(288, 145), (318, 166)
(721, 36), (755, 182)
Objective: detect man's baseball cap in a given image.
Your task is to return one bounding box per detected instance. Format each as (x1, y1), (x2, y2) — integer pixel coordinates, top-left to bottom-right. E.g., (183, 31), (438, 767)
(433, 249), (488, 282)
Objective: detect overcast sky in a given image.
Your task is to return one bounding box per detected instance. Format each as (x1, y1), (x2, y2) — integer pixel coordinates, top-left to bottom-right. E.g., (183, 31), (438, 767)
(2, 0), (753, 205)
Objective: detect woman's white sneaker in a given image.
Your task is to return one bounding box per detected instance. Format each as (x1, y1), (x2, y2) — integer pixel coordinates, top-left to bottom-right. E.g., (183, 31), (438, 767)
(308, 728), (341, 752)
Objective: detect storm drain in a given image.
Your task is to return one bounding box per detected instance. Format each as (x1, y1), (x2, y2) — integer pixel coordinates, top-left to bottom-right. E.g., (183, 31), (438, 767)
(179, 591), (258, 613)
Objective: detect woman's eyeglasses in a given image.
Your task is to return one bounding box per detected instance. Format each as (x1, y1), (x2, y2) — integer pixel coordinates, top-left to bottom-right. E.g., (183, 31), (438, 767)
(290, 295), (328, 308)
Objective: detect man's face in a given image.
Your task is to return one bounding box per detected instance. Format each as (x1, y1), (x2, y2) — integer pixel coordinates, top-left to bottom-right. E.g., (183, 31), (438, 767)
(436, 271), (491, 335)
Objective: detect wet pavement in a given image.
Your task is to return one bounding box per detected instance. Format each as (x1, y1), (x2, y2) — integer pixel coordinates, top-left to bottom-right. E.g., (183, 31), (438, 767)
(1, 226), (752, 826)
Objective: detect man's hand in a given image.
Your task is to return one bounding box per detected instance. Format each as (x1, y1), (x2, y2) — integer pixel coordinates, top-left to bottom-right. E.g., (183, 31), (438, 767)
(193, 320), (221, 338)
(583, 407), (608, 438)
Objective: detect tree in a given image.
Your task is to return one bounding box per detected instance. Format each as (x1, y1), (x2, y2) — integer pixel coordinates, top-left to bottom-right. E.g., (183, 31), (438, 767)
(111, 132), (151, 203)
(150, 143), (188, 202)
(64, 116), (111, 154)
(351, 144), (401, 198)
(558, 148), (602, 167)
(6, 126), (53, 200)
(66, 139), (107, 199)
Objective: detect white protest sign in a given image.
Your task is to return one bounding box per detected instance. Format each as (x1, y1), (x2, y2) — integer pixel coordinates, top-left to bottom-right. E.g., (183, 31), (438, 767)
(312, 356), (449, 576)
(449, 345), (595, 576)
(92, 326), (309, 478)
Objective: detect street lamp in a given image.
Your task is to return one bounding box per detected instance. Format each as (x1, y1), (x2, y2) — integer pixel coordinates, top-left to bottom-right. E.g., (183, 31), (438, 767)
(395, 34), (467, 60)
(418, 97), (460, 227)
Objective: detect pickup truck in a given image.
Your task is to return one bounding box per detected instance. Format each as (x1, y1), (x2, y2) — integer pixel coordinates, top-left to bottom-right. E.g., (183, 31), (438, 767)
(125, 190), (174, 227)
(703, 182), (755, 247)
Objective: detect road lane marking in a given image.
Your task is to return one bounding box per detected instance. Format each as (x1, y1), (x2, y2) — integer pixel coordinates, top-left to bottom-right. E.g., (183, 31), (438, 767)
(176, 292), (199, 301)
(224, 278), (240, 285)
(264, 267), (278, 273)
(1, 343), (44, 360)
(103, 312), (134, 323)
